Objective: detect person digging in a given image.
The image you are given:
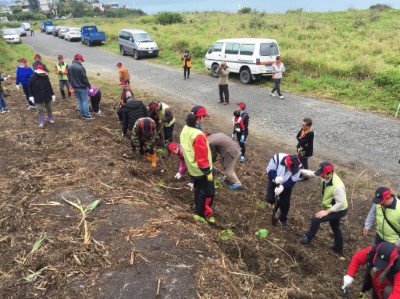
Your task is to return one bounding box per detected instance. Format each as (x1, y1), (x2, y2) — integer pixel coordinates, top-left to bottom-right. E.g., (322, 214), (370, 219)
(131, 117), (158, 167)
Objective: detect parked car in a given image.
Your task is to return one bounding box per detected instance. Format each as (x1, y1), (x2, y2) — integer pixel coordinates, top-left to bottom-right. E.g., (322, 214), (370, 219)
(64, 27), (81, 42)
(204, 38), (280, 84)
(58, 27), (68, 39)
(52, 26), (62, 37)
(15, 27), (27, 37)
(45, 25), (55, 35)
(2, 28), (21, 44)
(81, 25), (106, 47)
(118, 29), (158, 60)
(21, 22), (31, 31)
(41, 21), (54, 33)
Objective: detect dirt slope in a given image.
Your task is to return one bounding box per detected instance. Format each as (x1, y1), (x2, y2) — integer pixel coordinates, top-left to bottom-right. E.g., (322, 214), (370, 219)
(0, 88), (395, 299)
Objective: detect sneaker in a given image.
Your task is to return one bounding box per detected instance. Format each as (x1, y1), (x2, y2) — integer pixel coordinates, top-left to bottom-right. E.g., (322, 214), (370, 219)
(278, 219), (291, 228)
(269, 92), (276, 97)
(279, 95), (284, 99)
(223, 102), (229, 105)
(82, 115), (95, 120)
(39, 122), (44, 128)
(48, 118), (55, 124)
(1, 109), (8, 113)
(27, 105), (35, 110)
(229, 184), (244, 190)
(329, 244), (343, 255)
(299, 235), (311, 245)
(239, 155), (247, 163)
(95, 110), (102, 115)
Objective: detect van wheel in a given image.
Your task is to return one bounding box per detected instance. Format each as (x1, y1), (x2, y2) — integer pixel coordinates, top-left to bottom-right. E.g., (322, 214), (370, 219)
(211, 64), (219, 78)
(240, 68), (252, 84)
(120, 46), (126, 56)
(133, 50), (139, 60)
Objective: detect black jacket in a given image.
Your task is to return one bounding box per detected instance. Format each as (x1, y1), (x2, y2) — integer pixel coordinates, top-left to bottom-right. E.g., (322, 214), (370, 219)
(296, 130), (314, 157)
(67, 61), (90, 89)
(28, 73), (54, 104)
(117, 99), (149, 135)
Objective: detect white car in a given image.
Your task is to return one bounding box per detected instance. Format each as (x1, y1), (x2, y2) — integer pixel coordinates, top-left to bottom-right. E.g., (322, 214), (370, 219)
(15, 27), (27, 37)
(64, 27), (81, 42)
(58, 27), (68, 39)
(2, 29), (21, 44)
(45, 25), (54, 35)
(21, 22), (31, 30)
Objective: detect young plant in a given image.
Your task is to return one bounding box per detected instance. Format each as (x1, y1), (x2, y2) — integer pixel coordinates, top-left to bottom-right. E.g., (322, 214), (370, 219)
(219, 229), (234, 241)
(255, 228), (269, 239)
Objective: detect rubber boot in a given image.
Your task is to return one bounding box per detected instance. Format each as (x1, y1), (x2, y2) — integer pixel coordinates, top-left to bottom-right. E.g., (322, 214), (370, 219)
(39, 115), (45, 128)
(48, 114), (55, 124)
(60, 90), (66, 99)
(204, 197), (213, 217)
(144, 153), (151, 161)
(150, 153), (157, 167)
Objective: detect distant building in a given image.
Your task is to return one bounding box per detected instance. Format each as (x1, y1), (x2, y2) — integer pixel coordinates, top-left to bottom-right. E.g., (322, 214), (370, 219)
(38, 0), (59, 12)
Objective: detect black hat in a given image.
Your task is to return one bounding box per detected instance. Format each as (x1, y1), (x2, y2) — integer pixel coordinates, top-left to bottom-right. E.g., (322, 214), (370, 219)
(372, 187), (392, 205)
(284, 155), (300, 173)
(314, 162), (334, 176)
(373, 242), (399, 270)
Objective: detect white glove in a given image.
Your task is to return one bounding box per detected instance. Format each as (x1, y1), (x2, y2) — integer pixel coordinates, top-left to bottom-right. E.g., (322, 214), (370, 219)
(187, 182), (194, 191)
(29, 96), (35, 104)
(174, 172), (182, 180)
(274, 185), (284, 196)
(342, 275), (354, 289)
(300, 169), (316, 177)
(274, 176), (284, 185)
(15, 85), (20, 90)
(89, 89), (94, 93)
(51, 95), (56, 102)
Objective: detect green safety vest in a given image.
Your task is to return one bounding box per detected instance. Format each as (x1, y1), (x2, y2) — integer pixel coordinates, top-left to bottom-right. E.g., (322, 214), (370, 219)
(180, 125), (212, 177)
(55, 63), (68, 81)
(376, 198), (400, 243)
(320, 173), (348, 210)
(157, 103), (175, 127)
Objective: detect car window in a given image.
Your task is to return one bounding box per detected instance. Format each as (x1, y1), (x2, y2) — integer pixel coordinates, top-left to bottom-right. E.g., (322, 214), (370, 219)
(240, 44), (255, 56)
(212, 42), (223, 52)
(71, 29), (80, 32)
(260, 43), (279, 56)
(225, 43), (240, 55)
(133, 33), (153, 42)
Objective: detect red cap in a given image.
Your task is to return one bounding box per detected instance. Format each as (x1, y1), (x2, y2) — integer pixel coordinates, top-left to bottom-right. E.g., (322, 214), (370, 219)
(285, 155), (300, 173)
(74, 54), (84, 61)
(119, 81), (129, 86)
(35, 64), (47, 74)
(167, 141), (178, 157)
(191, 105), (209, 118)
(372, 187), (392, 205)
(116, 62), (122, 67)
(148, 102), (158, 111)
(314, 162), (334, 177)
(236, 102), (246, 110)
(18, 58), (27, 63)
(34, 53), (41, 60)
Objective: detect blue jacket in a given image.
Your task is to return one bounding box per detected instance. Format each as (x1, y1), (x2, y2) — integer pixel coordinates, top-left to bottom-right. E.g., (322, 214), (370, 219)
(16, 66), (34, 87)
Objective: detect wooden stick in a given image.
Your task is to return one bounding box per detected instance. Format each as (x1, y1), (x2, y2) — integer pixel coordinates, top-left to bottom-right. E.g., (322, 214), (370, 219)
(156, 278), (161, 297)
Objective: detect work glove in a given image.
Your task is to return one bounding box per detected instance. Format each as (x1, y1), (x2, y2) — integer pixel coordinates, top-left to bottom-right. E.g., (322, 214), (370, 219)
(300, 169), (315, 177)
(51, 95), (56, 102)
(274, 185), (284, 196)
(89, 89), (94, 93)
(206, 172), (213, 182)
(174, 172), (182, 180)
(29, 96), (35, 104)
(240, 135), (246, 143)
(230, 133), (234, 140)
(342, 275), (354, 290)
(274, 176), (284, 185)
(15, 85), (20, 90)
(187, 182), (194, 191)
(358, 292), (366, 299)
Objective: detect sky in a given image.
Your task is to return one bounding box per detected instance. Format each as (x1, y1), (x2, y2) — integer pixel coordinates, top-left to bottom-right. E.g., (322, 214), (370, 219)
(116, 0), (400, 14)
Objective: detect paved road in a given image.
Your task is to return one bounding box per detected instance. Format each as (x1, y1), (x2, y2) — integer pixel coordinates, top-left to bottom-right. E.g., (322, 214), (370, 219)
(23, 33), (399, 177)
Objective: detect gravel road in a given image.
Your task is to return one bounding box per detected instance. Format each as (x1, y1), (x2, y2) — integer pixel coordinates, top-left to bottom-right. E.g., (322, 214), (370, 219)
(23, 34), (399, 178)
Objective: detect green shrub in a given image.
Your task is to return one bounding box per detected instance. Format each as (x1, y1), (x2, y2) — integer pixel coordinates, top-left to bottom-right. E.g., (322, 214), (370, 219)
(248, 16), (264, 29)
(369, 4), (392, 11)
(156, 12), (184, 25)
(190, 45), (206, 59)
(286, 8), (303, 14)
(238, 7), (252, 14)
(374, 71), (400, 92)
(171, 40), (189, 53)
(139, 16), (155, 24)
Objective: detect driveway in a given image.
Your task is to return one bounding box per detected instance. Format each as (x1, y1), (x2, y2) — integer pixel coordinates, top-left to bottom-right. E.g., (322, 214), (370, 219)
(23, 33), (399, 178)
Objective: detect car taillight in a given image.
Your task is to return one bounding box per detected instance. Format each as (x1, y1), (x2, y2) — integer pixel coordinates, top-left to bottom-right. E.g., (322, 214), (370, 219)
(256, 58), (260, 65)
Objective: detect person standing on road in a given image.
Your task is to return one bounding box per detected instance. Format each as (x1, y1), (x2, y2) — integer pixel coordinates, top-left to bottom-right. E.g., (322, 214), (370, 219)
(116, 62), (130, 85)
(363, 187), (400, 245)
(119, 81), (134, 107)
(296, 117), (314, 181)
(32, 54), (49, 73)
(180, 106), (215, 218)
(54, 55), (71, 99)
(28, 65), (56, 128)
(233, 102), (249, 163)
(298, 162), (348, 254)
(269, 56), (285, 99)
(265, 153), (301, 227)
(30, 27), (34, 36)
(0, 74), (11, 113)
(182, 50), (192, 80)
(88, 84), (102, 115)
(216, 61), (230, 105)
(148, 101), (175, 144)
(15, 58), (35, 109)
(207, 132), (243, 190)
(341, 242), (400, 299)
(68, 54), (94, 120)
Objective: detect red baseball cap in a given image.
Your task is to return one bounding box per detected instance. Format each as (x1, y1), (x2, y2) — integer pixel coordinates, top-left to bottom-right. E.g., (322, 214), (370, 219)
(74, 54), (84, 61)
(236, 102), (246, 110)
(35, 64), (47, 74)
(167, 141), (179, 157)
(148, 102), (158, 111)
(285, 155), (300, 173)
(372, 187), (392, 205)
(314, 162), (334, 176)
(18, 58), (27, 63)
(191, 105), (209, 118)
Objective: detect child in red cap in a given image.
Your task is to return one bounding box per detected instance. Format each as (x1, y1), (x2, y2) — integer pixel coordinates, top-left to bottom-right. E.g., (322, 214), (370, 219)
(234, 102), (249, 163)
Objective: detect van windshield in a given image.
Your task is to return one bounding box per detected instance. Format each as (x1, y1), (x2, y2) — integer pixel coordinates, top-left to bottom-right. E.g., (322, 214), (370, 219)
(260, 43), (279, 56)
(133, 33), (153, 42)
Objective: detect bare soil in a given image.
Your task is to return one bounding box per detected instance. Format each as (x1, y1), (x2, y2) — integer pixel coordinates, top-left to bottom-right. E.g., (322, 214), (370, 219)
(0, 88), (395, 299)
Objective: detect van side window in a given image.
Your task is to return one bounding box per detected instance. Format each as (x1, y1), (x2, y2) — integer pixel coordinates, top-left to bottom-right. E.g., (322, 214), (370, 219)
(225, 43), (240, 54)
(212, 42), (223, 52)
(240, 44), (255, 56)
(119, 31), (124, 39)
(260, 43), (279, 56)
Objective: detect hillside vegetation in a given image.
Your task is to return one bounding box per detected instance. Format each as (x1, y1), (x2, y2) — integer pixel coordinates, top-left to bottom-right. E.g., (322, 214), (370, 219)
(50, 7), (400, 115)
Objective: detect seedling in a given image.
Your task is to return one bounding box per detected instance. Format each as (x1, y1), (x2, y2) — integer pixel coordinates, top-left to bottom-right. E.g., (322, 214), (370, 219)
(255, 228), (269, 239)
(219, 229), (234, 241)
(157, 148), (168, 157)
(214, 178), (224, 190)
(157, 179), (165, 187)
(30, 233), (47, 254)
(257, 201), (266, 209)
(193, 215), (207, 224)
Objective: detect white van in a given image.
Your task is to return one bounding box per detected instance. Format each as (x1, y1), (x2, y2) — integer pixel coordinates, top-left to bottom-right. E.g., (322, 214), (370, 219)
(204, 38), (280, 84)
(118, 29), (159, 60)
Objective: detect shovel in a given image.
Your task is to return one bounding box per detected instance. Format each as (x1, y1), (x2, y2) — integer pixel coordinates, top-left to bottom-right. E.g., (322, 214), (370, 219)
(271, 194), (280, 226)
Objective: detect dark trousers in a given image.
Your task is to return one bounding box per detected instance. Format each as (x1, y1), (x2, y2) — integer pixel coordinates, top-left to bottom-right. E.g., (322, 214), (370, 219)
(300, 156), (309, 170)
(90, 90), (101, 113)
(193, 175), (215, 217)
(163, 123), (174, 143)
(265, 180), (293, 223)
(271, 78), (282, 96)
(374, 233), (384, 245)
(22, 84), (34, 106)
(235, 130), (247, 156)
(305, 209), (347, 251)
(183, 67), (190, 78)
(219, 84), (229, 103)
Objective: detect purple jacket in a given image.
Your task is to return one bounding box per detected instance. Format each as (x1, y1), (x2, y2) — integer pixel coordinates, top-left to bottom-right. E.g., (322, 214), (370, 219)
(177, 146), (187, 175)
(87, 85), (99, 97)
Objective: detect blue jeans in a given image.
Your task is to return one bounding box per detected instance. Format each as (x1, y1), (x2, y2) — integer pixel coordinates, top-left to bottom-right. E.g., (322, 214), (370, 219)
(74, 88), (90, 118)
(0, 92), (7, 110)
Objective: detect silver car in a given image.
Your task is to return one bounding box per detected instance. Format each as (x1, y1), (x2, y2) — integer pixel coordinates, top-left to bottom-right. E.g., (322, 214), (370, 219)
(2, 29), (21, 44)
(15, 27), (27, 37)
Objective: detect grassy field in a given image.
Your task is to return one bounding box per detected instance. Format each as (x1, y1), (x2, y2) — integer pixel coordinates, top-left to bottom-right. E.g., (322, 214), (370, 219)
(2, 8), (400, 115)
